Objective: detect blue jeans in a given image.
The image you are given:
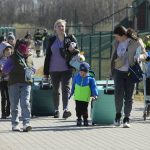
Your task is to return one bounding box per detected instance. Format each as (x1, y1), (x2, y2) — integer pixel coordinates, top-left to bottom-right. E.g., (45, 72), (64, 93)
(8, 83), (31, 126)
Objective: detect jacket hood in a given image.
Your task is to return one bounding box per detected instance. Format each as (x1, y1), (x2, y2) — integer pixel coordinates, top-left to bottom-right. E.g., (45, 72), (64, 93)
(0, 42), (12, 58)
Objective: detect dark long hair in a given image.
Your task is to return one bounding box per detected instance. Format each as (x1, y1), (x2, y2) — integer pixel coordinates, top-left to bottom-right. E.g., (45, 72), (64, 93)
(126, 28), (138, 41)
(114, 26), (138, 41)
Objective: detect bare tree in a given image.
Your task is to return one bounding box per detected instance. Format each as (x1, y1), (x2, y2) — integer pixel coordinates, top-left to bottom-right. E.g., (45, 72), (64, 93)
(0, 0), (133, 30)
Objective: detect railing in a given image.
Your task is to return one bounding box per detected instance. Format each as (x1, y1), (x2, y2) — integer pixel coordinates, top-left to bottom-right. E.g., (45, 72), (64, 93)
(0, 27), (16, 36)
(92, 5), (134, 33)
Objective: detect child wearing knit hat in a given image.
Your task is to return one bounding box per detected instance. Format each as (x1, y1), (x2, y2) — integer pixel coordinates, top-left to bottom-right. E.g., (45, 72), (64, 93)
(70, 62), (98, 126)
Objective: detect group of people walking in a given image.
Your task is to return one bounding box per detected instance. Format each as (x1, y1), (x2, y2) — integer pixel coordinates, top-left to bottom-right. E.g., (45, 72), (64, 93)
(25, 28), (49, 56)
(0, 18), (148, 132)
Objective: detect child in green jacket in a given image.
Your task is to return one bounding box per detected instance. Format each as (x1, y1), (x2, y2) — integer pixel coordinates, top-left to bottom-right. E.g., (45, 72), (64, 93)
(70, 62), (98, 126)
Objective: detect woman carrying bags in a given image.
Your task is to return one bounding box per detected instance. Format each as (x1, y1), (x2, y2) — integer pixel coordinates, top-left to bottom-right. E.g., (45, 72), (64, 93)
(111, 26), (147, 128)
(44, 19), (79, 118)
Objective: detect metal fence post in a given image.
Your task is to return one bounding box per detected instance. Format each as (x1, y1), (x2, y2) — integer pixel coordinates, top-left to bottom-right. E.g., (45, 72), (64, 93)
(99, 32), (102, 80)
(146, 0), (149, 30)
(110, 31), (113, 58)
(81, 34), (83, 51)
(89, 35), (92, 66)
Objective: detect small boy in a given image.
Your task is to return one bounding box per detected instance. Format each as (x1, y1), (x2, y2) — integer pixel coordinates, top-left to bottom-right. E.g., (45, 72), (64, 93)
(70, 62), (98, 126)
(0, 42), (12, 119)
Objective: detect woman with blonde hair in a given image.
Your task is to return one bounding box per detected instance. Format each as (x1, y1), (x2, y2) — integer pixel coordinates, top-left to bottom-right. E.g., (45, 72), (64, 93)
(44, 19), (79, 118)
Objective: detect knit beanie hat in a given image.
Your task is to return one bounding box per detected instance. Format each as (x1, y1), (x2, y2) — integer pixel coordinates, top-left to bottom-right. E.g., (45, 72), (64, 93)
(79, 62), (90, 72)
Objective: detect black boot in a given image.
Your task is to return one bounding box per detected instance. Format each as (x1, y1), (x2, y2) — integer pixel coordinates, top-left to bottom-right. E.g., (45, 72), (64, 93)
(1, 107), (6, 119)
(77, 118), (82, 126)
(83, 119), (89, 126)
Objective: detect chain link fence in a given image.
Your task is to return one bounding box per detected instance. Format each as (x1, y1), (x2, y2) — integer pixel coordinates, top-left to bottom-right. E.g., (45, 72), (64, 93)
(76, 31), (113, 80)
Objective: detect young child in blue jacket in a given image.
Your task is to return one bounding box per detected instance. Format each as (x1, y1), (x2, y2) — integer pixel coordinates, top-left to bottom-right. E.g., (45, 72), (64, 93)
(70, 62), (98, 126)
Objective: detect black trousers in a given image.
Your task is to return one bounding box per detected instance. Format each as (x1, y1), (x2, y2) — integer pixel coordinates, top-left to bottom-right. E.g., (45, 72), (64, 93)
(75, 100), (89, 120)
(0, 81), (10, 116)
(50, 70), (72, 111)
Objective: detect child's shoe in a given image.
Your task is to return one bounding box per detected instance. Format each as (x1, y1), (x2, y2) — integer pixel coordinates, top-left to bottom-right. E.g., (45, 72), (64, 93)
(77, 119), (82, 126)
(83, 120), (89, 126)
(1, 115), (7, 119)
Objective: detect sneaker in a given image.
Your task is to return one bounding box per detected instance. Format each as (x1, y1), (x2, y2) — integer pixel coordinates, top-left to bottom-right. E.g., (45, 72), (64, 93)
(54, 110), (59, 118)
(62, 110), (71, 119)
(12, 125), (21, 131)
(114, 119), (121, 126)
(123, 117), (130, 128)
(83, 120), (89, 126)
(114, 113), (121, 126)
(77, 119), (82, 126)
(23, 124), (32, 132)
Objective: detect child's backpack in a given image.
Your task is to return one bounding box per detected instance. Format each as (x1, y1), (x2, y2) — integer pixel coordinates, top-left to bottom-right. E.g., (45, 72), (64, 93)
(89, 70), (96, 78)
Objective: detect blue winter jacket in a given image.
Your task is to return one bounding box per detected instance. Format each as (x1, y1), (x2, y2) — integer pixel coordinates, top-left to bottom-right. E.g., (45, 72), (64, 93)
(70, 73), (98, 102)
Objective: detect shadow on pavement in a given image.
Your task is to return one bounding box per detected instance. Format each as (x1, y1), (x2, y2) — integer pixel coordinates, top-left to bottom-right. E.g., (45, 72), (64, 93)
(133, 107), (144, 112)
(0, 118), (11, 122)
(31, 124), (116, 132)
(132, 117), (150, 124)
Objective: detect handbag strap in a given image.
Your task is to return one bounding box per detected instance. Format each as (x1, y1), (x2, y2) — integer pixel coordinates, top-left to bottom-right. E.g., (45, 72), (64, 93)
(17, 53), (28, 68)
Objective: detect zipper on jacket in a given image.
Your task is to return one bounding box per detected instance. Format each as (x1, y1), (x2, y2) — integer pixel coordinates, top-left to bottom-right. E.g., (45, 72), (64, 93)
(81, 77), (84, 86)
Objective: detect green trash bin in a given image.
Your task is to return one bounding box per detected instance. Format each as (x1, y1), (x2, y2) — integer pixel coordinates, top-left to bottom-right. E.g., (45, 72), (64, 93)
(91, 80), (116, 125)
